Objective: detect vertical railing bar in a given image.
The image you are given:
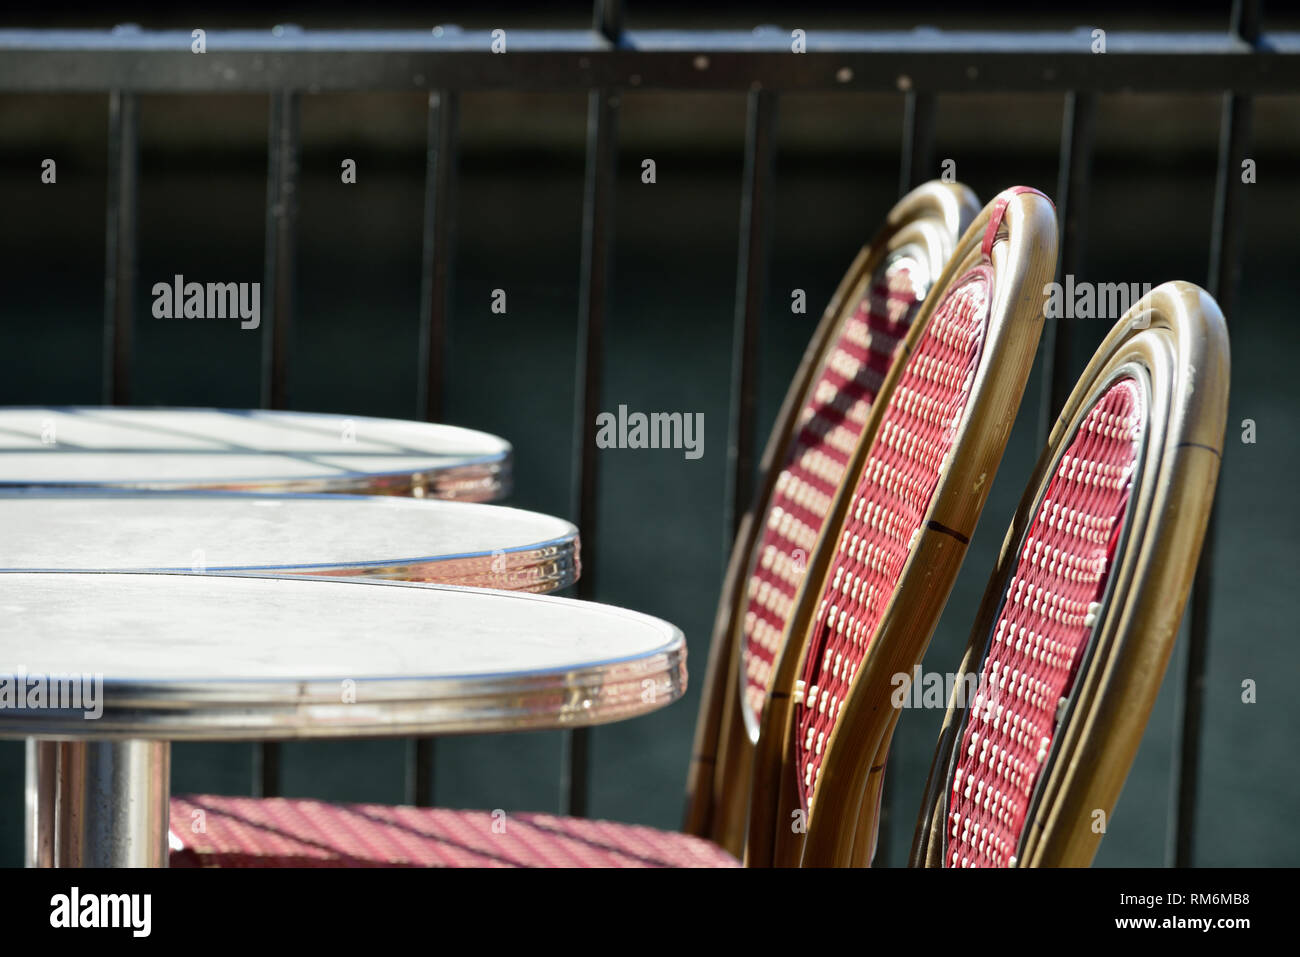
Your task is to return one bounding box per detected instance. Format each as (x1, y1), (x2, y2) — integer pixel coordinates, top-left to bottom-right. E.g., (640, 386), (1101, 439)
(254, 84), (301, 800)
(409, 89), (460, 808)
(259, 89), (300, 412)
(563, 0), (622, 819)
(722, 89), (777, 550)
(594, 0), (624, 41)
(415, 90), (460, 425)
(1037, 90), (1097, 447)
(876, 89), (936, 865)
(1169, 0), (1257, 868)
(897, 91), (935, 197)
(102, 89), (139, 406)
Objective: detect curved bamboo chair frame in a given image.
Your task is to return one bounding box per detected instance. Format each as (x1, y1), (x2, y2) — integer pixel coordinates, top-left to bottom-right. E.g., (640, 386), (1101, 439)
(909, 280), (1230, 868)
(681, 183), (977, 858)
(683, 181), (980, 857)
(745, 187), (1058, 868)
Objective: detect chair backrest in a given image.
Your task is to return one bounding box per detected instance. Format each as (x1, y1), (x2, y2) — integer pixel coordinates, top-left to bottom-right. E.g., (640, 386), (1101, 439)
(746, 186), (1058, 867)
(683, 182), (980, 856)
(910, 280), (1229, 867)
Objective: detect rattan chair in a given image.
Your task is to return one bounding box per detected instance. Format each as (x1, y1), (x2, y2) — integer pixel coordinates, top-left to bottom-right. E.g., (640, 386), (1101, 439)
(909, 281), (1229, 868)
(745, 186), (1059, 867)
(685, 181), (980, 857)
(171, 182), (979, 868)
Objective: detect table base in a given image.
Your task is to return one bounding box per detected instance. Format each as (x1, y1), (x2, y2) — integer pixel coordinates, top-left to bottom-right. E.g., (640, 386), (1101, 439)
(26, 739), (170, 868)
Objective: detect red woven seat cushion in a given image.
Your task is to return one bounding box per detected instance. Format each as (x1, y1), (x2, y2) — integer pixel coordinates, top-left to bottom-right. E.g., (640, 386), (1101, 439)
(169, 795), (739, 868)
(945, 378), (1144, 867)
(741, 254), (926, 725)
(794, 266), (992, 811)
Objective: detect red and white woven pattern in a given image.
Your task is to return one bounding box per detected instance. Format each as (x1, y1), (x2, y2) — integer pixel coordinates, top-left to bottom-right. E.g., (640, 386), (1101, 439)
(169, 795), (739, 868)
(740, 255), (925, 725)
(945, 378), (1144, 868)
(794, 267), (991, 811)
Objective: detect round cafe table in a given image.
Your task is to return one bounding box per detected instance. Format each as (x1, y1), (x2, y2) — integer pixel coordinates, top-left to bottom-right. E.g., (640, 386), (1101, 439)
(0, 406), (512, 863)
(3, 490), (580, 867)
(0, 573), (685, 867)
(0, 490), (577, 590)
(0, 406), (511, 500)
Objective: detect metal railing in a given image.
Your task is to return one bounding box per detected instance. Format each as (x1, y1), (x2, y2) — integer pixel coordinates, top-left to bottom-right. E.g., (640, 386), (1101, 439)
(0, 0), (1285, 864)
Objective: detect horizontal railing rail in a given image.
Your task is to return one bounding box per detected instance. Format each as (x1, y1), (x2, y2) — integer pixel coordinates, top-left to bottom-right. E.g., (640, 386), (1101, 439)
(0, 27), (1296, 92)
(1, 0), (1272, 866)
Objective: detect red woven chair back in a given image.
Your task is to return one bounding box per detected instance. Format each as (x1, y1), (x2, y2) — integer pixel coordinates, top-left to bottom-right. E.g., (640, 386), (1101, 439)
(793, 265), (991, 811)
(685, 182), (981, 858)
(744, 186), (1058, 868)
(909, 280), (1230, 868)
(944, 377), (1144, 866)
(742, 252), (927, 727)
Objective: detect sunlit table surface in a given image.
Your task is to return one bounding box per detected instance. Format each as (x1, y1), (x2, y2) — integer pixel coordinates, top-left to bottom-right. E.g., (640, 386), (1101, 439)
(0, 406), (511, 500)
(0, 573), (685, 867)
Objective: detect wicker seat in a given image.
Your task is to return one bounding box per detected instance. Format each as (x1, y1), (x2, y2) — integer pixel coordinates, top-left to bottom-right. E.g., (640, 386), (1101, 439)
(910, 281), (1229, 867)
(170, 796), (738, 868)
(745, 186), (1058, 867)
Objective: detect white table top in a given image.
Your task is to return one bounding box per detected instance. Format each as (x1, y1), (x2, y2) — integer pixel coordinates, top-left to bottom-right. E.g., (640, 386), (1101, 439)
(0, 573), (684, 740)
(0, 492), (577, 592)
(0, 407), (511, 500)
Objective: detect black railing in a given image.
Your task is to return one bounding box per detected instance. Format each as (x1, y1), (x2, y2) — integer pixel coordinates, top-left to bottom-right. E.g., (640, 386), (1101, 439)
(0, 0), (1282, 865)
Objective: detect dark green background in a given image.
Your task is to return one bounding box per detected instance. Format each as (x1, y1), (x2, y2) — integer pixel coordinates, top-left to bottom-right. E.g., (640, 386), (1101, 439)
(1, 6), (1297, 867)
